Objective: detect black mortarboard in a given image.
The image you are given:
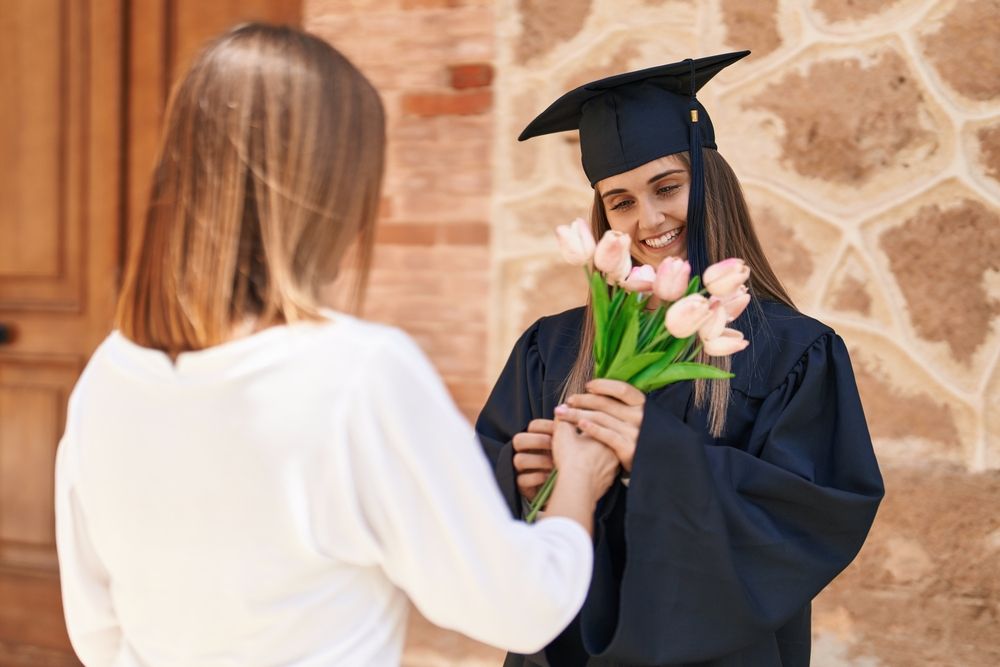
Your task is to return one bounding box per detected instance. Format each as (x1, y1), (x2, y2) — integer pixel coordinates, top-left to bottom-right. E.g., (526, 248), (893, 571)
(518, 51), (750, 273)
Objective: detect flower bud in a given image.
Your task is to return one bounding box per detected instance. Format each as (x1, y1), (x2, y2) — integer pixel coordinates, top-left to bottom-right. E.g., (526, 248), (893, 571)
(665, 294), (712, 338)
(653, 257), (691, 302)
(703, 258), (750, 297)
(720, 285), (750, 322)
(594, 230), (633, 284)
(622, 264), (656, 293)
(698, 301), (727, 342)
(554, 217), (597, 266)
(702, 328), (749, 357)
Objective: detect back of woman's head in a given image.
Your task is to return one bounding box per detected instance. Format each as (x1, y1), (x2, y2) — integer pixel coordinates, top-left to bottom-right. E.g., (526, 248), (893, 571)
(116, 23), (385, 354)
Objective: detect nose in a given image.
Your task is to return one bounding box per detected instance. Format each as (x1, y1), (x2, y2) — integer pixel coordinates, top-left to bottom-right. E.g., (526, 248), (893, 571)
(638, 197), (664, 231)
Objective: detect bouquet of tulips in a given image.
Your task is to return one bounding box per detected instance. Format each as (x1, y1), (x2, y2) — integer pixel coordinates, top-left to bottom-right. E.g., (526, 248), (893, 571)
(526, 218), (752, 522)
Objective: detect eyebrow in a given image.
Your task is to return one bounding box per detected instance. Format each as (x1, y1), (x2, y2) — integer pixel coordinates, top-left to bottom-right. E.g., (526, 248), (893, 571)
(600, 169), (686, 199)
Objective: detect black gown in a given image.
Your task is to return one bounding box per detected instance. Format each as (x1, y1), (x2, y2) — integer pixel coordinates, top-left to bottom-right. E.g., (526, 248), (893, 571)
(476, 299), (884, 667)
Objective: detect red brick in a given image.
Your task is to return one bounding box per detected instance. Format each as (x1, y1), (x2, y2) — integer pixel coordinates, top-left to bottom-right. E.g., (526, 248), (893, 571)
(401, 90), (492, 117)
(449, 63), (494, 89)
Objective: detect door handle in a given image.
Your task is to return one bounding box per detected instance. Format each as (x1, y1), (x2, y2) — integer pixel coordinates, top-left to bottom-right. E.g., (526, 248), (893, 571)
(0, 323), (13, 345)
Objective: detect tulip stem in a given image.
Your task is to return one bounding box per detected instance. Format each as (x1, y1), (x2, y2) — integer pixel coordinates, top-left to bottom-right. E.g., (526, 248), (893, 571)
(525, 469), (559, 524)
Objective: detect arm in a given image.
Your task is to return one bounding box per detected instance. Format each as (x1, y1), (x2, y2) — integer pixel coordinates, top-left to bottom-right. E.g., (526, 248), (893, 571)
(346, 329), (598, 654)
(581, 334), (884, 664)
(54, 411), (123, 666)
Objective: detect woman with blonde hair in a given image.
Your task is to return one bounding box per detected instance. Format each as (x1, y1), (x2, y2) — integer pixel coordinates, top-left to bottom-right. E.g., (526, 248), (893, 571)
(55, 23), (618, 666)
(478, 52), (884, 666)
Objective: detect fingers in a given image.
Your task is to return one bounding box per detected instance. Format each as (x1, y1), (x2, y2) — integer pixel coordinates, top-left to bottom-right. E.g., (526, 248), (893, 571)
(512, 431), (552, 452)
(526, 418), (555, 435)
(513, 452), (553, 473)
(585, 379), (646, 407)
(555, 405), (639, 442)
(578, 418), (634, 471)
(565, 392), (642, 426)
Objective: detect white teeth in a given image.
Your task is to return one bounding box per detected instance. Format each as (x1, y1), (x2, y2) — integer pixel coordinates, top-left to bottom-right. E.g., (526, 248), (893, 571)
(643, 228), (682, 249)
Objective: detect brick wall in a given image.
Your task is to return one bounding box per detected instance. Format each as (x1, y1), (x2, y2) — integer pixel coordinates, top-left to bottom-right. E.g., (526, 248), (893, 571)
(306, 0), (495, 420)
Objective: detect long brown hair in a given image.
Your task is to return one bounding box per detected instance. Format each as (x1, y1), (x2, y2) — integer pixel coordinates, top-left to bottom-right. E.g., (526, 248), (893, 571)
(563, 149), (794, 436)
(115, 23), (385, 354)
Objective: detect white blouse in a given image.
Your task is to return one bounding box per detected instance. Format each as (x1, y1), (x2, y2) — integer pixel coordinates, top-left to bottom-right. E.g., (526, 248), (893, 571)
(55, 314), (592, 666)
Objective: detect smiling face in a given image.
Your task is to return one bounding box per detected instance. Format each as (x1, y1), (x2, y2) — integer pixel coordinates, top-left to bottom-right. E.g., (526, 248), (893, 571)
(595, 154), (689, 267)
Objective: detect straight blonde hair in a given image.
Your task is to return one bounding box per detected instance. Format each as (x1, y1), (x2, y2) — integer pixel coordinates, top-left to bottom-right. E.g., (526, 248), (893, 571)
(116, 23), (385, 354)
(562, 149), (795, 436)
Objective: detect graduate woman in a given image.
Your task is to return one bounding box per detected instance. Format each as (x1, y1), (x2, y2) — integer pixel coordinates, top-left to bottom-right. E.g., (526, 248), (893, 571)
(477, 52), (884, 666)
(54, 24), (621, 666)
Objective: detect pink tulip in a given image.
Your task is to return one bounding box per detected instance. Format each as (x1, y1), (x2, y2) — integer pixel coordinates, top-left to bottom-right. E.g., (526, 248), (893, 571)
(703, 258), (750, 297)
(719, 285), (750, 322)
(654, 257), (691, 302)
(698, 301), (727, 342)
(702, 328), (749, 357)
(594, 230), (632, 284)
(665, 294), (712, 338)
(622, 264), (656, 293)
(554, 217), (597, 266)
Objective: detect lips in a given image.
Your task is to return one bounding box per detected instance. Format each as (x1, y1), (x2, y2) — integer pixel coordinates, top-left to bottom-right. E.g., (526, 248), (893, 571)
(641, 226), (684, 249)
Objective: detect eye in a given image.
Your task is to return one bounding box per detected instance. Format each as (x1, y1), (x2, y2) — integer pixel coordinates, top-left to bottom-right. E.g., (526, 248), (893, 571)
(610, 198), (634, 212)
(656, 184), (680, 197)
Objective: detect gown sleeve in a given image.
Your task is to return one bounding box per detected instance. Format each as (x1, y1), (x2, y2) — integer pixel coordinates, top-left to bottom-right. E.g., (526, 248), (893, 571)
(475, 320), (547, 517)
(581, 333), (884, 664)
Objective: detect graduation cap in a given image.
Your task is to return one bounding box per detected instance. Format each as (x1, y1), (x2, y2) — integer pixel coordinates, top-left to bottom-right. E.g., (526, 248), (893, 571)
(519, 51), (750, 273)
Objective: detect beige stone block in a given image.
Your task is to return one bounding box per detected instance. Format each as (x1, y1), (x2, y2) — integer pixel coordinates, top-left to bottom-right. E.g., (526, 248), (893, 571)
(715, 39), (954, 218)
(513, 0), (593, 65)
(503, 85), (547, 186)
(838, 325), (977, 466)
(742, 185), (843, 312)
(806, 0), (930, 32)
(822, 248), (895, 330)
(815, 464), (1000, 667)
(717, 0), (783, 59)
(860, 179), (1000, 392)
(494, 255), (588, 373)
(498, 185), (592, 253)
(963, 117), (1000, 199)
(917, 0), (1000, 110)
(985, 358), (1000, 470)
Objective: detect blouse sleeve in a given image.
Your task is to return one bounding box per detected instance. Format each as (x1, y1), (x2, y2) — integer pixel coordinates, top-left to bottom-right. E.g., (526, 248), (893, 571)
(54, 395), (124, 666)
(346, 328), (592, 655)
(475, 321), (546, 517)
(581, 333), (884, 664)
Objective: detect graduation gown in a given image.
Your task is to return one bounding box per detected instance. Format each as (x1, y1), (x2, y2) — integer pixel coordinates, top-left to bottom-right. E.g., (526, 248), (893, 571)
(476, 299), (884, 667)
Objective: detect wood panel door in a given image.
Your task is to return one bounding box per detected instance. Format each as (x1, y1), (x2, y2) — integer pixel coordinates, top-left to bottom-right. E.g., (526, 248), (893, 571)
(0, 1), (298, 663)
(0, 0), (122, 663)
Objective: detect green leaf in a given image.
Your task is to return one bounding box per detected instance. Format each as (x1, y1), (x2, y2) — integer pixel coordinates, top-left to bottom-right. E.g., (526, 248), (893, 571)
(601, 310), (639, 379)
(633, 362), (734, 393)
(637, 305), (666, 351)
(601, 288), (631, 374)
(590, 270), (610, 367)
(628, 337), (687, 385)
(604, 352), (663, 382)
(686, 275), (701, 296)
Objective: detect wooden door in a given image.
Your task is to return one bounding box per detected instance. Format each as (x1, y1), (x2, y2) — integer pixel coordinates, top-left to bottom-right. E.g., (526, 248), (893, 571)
(0, 1), (298, 663)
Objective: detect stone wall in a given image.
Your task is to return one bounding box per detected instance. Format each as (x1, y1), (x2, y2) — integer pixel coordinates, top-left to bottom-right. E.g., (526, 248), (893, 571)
(306, 1), (1000, 665)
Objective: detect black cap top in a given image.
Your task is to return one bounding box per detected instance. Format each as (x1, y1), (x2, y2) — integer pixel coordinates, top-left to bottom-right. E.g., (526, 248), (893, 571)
(519, 51), (750, 186)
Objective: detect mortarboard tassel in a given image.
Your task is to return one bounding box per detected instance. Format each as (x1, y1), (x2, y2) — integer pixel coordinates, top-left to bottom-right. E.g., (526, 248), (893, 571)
(685, 60), (710, 275)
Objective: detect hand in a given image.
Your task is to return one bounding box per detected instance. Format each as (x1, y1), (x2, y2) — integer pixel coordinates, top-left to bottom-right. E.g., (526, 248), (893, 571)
(550, 419), (620, 500)
(512, 419), (555, 501)
(554, 379), (645, 472)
